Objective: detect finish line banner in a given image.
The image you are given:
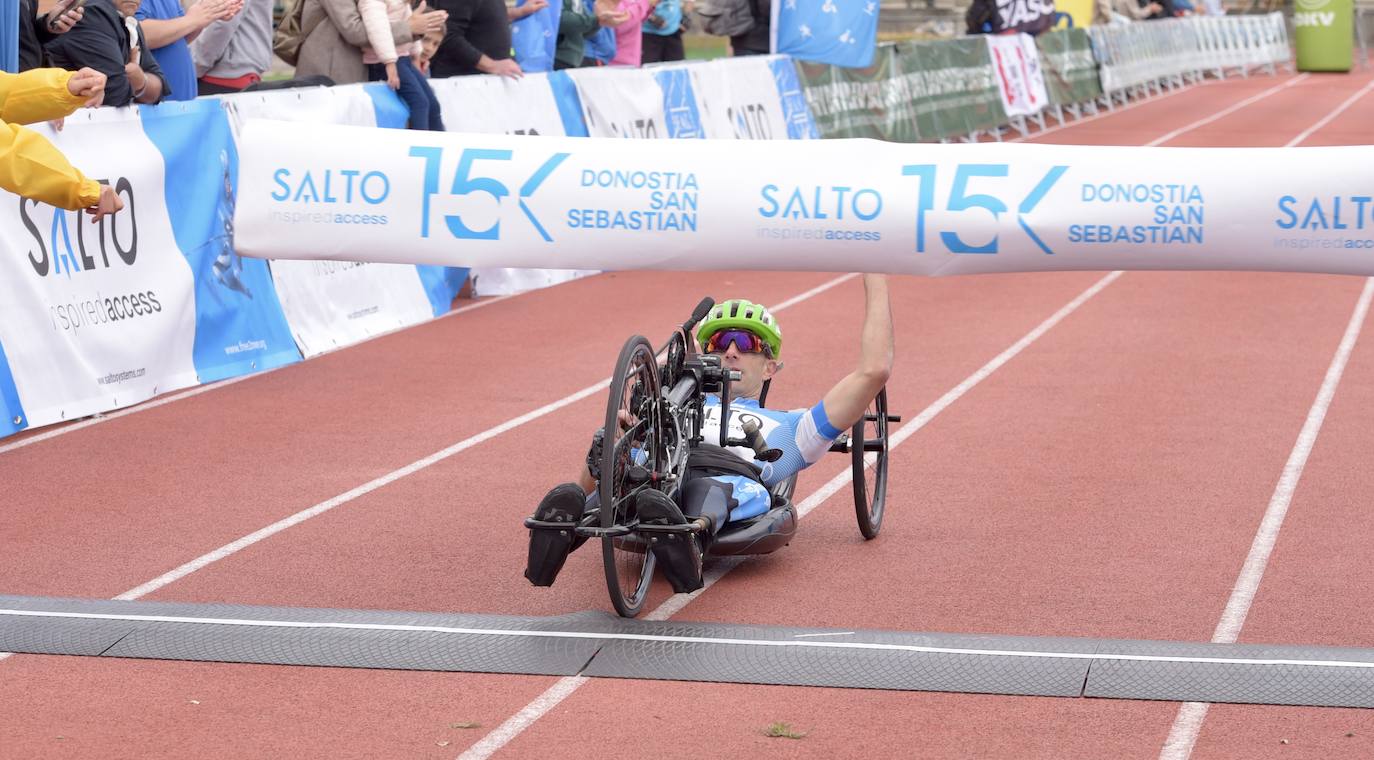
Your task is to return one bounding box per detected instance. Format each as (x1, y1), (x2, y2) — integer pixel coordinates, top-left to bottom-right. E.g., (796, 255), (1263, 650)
(234, 120), (1374, 278)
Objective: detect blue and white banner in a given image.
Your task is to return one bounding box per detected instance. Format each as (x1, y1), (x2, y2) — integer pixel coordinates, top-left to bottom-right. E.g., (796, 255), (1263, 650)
(219, 84), (469, 354)
(772, 0), (879, 69)
(0, 103), (296, 430)
(683, 55), (819, 139)
(139, 100), (301, 383)
(429, 71), (595, 295)
(432, 72), (588, 137)
(512, 0), (562, 73)
(569, 66), (705, 138)
(234, 124), (1374, 280)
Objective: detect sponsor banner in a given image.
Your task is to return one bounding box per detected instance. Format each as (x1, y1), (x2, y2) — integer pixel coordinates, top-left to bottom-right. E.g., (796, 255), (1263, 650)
(795, 45), (915, 141)
(235, 121), (1374, 278)
(770, 57), (822, 139)
(221, 83), (465, 350)
(987, 33), (1048, 117)
(1037, 27), (1103, 106)
(267, 260), (437, 357)
(469, 267), (598, 296)
(684, 55), (818, 140)
(995, 0), (1056, 34)
(569, 66), (705, 138)
(797, 39), (1007, 142)
(139, 100), (301, 384)
(432, 72), (584, 136)
(0, 108), (200, 427)
(218, 83), (380, 129)
(896, 37), (1007, 140)
(772, 0), (880, 68)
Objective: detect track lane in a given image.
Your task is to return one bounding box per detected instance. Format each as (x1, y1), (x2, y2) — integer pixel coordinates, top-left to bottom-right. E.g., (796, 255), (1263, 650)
(4, 69), (1372, 760)
(0, 272), (840, 598)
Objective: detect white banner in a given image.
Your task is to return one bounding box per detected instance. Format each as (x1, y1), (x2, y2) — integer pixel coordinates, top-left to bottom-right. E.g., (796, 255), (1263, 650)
(685, 56), (796, 140)
(0, 109), (199, 426)
(219, 84), (447, 354)
(267, 260), (434, 356)
(217, 83), (379, 131)
(235, 121), (1374, 278)
(987, 34), (1048, 117)
(429, 72), (598, 296)
(432, 72), (574, 137)
(568, 66), (705, 139)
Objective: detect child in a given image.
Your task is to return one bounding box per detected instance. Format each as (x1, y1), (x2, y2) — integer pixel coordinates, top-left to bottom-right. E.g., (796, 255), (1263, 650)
(359, 0), (445, 130)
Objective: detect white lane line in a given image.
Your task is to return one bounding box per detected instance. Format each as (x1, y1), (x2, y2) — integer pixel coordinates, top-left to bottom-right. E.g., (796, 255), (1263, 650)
(0, 294), (515, 455)
(459, 271), (1124, 760)
(1011, 80), (1213, 143)
(1143, 74), (1309, 147)
(1158, 278), (1374, 760)
(1285, 79), (1374, 147)
(5, 607), (1374, 669)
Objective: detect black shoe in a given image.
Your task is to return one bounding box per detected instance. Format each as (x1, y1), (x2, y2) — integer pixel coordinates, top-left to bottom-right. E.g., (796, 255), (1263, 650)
(637, 490), (704, 593)
(524, 483), (586, 587)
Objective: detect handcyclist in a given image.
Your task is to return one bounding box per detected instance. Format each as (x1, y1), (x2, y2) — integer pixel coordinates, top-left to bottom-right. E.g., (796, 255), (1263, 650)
(525, 274), (893, 592)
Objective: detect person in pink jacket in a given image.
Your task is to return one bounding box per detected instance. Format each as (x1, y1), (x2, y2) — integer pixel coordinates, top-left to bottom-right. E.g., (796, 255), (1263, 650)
(608, 0), (654, 66)
(358, 0), (444, 130)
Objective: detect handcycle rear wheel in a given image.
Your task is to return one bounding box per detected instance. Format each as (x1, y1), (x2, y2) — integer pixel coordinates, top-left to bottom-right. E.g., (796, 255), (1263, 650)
(600, 335), (662, 617)
(852, 387), (890, 540)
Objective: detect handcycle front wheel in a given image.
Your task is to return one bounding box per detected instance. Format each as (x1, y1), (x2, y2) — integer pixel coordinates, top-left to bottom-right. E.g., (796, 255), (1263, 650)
(600, 335), (662, 617)
(852, 387), (892, 540)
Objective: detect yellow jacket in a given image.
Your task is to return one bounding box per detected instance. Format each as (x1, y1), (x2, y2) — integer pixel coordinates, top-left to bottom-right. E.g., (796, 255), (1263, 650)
(0, 68), (103, 210)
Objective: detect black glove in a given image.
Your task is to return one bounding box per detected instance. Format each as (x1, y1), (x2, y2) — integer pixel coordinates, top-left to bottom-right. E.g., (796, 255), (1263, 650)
(585, 427), (606, 481)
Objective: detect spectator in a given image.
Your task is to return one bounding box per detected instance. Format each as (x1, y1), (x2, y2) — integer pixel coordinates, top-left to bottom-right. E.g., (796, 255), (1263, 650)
(296, 0), (447, 85)
(641, 0), (683, 63)
(135, 0), (242, 100)
(0, 66), (124, 219)
(729, 0), (768, 55)
(192, 0), (273, 94)
(19, 0), (84, 71)
(429, 0), (547, 78)
(1093, 0), (1162, 22)
(582, 0), (618, 65)
(554, 0), (626, 70)
(45, 0), (168, 107)
(608, 0), (653, 66)
(359, 0), (444, 130)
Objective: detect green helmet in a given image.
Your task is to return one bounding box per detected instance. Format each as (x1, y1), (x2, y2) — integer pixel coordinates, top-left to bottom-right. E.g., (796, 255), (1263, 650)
(695, 299), (783, 358)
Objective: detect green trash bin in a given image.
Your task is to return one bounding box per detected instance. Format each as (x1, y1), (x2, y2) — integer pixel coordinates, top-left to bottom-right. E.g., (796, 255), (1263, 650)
(1295, 0), (1354, 71)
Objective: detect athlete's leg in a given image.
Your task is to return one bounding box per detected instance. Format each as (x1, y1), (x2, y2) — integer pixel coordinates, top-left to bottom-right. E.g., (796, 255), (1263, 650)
(636, 476), (737, 593)
(524, 484), (598, 586)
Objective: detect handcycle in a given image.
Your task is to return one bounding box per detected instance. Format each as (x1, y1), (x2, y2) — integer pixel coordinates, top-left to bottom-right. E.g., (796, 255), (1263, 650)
(526, 298), (899, 617)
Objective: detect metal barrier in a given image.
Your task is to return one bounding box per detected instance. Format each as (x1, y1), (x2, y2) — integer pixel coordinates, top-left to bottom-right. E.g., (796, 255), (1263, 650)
(1089, 13), (1290, 100)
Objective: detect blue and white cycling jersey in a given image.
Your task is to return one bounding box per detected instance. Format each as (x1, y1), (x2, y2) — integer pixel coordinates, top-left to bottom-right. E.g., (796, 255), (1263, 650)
(698, 394), (843, 522)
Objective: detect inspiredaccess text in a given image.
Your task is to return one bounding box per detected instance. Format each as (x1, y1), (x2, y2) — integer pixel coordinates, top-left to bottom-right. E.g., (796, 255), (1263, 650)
(270, 210), (390, 226)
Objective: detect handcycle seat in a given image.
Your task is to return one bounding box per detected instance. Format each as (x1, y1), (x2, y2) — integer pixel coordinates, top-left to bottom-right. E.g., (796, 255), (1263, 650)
(706, 475), (798, 557)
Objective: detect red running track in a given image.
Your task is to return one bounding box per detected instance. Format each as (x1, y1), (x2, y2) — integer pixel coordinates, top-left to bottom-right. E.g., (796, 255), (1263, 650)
(3, 67), (1374, 760)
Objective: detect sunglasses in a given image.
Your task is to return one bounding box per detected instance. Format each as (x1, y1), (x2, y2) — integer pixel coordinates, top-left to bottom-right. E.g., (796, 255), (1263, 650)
(703, 329), (772, 357)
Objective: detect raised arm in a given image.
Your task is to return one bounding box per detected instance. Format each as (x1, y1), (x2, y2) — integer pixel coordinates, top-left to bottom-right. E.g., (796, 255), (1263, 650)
(819, 274), (894, 431)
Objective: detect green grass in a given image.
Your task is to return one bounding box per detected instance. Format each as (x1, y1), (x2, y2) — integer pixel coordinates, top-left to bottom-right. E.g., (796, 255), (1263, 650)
(683, 33), (731, 60)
